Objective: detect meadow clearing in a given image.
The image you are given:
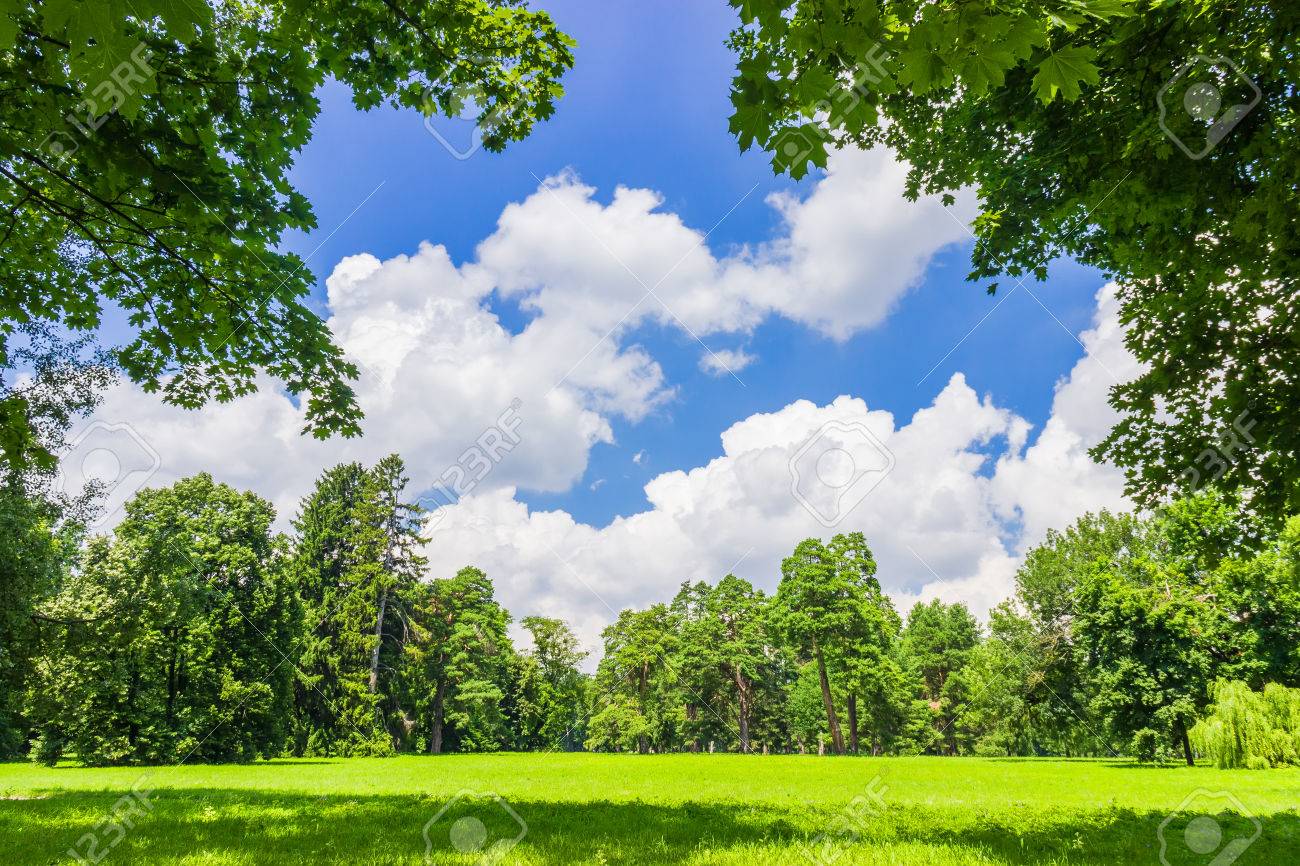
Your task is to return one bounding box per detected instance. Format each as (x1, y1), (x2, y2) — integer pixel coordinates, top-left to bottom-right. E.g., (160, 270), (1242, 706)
(2, 754), (1297, 865)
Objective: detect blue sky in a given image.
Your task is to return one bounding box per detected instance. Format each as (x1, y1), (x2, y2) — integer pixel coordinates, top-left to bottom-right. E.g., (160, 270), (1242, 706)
(279, 0), (1106, 528)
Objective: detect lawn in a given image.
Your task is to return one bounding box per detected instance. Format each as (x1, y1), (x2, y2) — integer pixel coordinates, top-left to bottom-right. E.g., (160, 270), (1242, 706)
(2, 754), (1297, 864)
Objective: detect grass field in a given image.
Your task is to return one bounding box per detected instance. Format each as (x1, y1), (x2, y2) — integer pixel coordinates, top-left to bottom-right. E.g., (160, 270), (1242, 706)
(2, 754), (1298, 864)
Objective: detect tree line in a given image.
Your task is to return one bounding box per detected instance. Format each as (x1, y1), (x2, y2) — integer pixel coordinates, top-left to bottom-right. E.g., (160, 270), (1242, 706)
(3, 453), (1299, 766)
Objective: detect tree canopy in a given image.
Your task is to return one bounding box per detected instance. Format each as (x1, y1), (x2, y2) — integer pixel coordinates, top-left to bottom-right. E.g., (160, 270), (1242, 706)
(726, 0), (1300, 520)
(0, 0), (574, 467)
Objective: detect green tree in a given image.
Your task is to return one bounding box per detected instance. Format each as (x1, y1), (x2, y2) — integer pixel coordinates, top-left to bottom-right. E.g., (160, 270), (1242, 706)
(407, 566), (512, 753)
(672, 576), (770, 753)
(0, 0), (575, 467)
(1074, 498), (1260, 764)
(775, 536), (886, 755)
(589, 604), (678, 754)
(288, 455), (424, 755)
(0, 481), (76, 756)
(508, 615), (588, 750)
(1014, 510), (1143, 755)
(827, 532), (900, 755)
(1191, 680), (1300, 769)
(727, 0), (1300, 520)
(900, 599), (979, 754)
(27, 475), (296, 765)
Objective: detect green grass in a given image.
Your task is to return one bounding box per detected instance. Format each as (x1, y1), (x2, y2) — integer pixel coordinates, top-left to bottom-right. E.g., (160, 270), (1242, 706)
(2, 754), (1298, 864)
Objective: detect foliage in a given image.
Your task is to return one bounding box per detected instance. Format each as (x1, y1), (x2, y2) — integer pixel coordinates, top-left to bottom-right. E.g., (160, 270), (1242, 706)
(406, 566), (513, 753)
(0, 481), (72, 756)
(1191, 680), (1300, 769)
(0, 0), (575, 467)
(26, 474), (296, 765)
(588, 604), (678, 753)
(9, 455), (1300, 766)
(507, 616), (588, 750)
(726, 0), (1300, 522)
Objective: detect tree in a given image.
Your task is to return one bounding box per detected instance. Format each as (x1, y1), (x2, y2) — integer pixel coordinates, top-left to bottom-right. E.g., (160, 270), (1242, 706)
(289, 462), (388, 755)
(726, 0), (1300, 520)
(354, 455), (426, 701)
(775, 537), (864, 754)
(27, 475), (296, 765)
(288, 455), (425, 755)
(827, 532), (899, 754)
(672, 576), (770, 753)
(0, 0), (575, 465)
(0, 480), (75, 756)
(1074, 497), (1260, 764)
(508, 615), (588, 750)
(590, 605), (677, 754)
(408, 566), (512, 753)
(1191, 680), (1300, 769)
(1013, 510), (1143, 755)
(900, 599), (979, 754)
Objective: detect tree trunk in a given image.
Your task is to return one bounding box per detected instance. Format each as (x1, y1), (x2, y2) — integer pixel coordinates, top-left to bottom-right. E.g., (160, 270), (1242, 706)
(637, 663), (650, 754)
(812, 638), (845, 755)
(429, 679), (446, 754)
(686, 704), (700, 752)
(1178, 719), (1195, 766)
(734, 664), (752, 754)
(368, 586), (388, 694)
(847, 694), (860, 754)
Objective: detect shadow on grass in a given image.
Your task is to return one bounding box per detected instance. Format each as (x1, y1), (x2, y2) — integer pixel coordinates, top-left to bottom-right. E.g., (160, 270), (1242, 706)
(1, 787), (1295, 865)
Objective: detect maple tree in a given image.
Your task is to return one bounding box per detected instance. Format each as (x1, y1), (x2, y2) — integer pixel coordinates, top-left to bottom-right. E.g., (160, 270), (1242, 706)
(0, 0), (573, 467)
(727, 0), (1300, 520)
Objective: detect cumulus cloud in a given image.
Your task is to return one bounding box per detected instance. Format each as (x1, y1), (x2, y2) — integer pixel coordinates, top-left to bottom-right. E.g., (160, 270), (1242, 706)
(472, 147), (974, 342)
(422, 285), (1137, 658)
(78, 147), (969, 527)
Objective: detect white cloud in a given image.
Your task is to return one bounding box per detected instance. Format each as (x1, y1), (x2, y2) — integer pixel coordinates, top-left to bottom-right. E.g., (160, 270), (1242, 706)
(80, 147), (969, 530)
(472, 148), (974, 342)
(699, 348), (755, 377)
(989, 285), (1140, 549)
(423, 285), (1136, 659)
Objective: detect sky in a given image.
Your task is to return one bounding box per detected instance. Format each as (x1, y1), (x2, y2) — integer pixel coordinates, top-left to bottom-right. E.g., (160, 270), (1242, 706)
(68, 0), (1140, 658)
